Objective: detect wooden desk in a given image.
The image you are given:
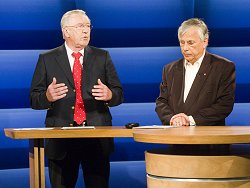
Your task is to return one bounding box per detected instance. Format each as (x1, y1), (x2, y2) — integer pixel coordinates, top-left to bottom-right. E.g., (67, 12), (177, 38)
(133, 126), (250, 188)
(4, 126), (133, 188)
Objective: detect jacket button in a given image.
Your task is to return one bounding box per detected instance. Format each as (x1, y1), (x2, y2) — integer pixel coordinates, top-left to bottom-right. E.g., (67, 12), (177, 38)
(73, 89), (76, 92)
(72, 106), (75, 109)
(69, 123), (73, 127)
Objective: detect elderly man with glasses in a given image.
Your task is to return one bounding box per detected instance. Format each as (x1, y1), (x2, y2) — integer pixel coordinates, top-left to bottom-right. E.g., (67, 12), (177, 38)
(30, 9), (123, 188)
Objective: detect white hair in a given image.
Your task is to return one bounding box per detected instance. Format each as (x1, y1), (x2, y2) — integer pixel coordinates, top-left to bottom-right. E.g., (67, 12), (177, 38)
(178, 18), (209, 41)
(60, 9), (90, 29)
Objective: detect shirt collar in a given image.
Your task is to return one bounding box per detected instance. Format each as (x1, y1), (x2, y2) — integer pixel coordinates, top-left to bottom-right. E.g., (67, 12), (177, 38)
(184, 50), (206, 68)
(64, 42), (85, 57)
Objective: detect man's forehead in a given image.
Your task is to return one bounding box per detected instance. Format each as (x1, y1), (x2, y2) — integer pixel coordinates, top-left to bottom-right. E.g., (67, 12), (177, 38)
(180, 31), (201, 41)
(183, 28), (199, 36)
(69, 14), (90, 23)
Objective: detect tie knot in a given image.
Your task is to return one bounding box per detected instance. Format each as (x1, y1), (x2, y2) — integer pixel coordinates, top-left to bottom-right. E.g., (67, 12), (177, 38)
(72, 52), (82, 60)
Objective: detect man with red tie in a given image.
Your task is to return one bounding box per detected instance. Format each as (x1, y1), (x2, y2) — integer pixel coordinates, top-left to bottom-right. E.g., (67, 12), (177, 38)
(30, 9), (123, 188)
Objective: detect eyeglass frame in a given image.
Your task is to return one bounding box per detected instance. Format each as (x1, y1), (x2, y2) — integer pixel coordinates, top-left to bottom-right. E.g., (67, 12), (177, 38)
(64, 24), (93, 31)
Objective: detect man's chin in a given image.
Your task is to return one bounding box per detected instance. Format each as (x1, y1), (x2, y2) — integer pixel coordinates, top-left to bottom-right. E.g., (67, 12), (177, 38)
(76, 42), (89, 48)
(184, 56), (193, 62)
(82, 39), (90, 45)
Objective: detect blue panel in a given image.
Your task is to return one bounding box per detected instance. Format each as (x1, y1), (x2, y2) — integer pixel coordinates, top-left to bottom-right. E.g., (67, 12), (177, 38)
(1, 47), (250, 108)
(76, 0), (194, 28)
(195, 0), (250, 47)
(0, 50), (45, 107)
(108, 47), (182, 83)
(0, 0), (75, 30)
(0, 28), (180, 50)
(207, 47), (250, 84)
(0, 0), (195, 49)
(0, 47), (182, 107)
(226, 103), (250, 125)
(0, 48), (181, 90)
(0, 0), (73, 49)
(0, 50), (43, 108)
(1, 0), (250, 49)
(195, 0), (250, 28)
(207, 28), (250, 47)
(110, 103), (161, 126)
(0, 50), (43, 89)
(0, 109), (45, 149)
(0, 30), (64, 50)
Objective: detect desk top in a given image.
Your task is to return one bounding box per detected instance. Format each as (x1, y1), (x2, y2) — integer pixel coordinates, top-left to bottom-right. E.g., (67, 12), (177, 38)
(133, 126), (250, 144)
(6, 126), (250, 144)
(4, 126), (133, 139)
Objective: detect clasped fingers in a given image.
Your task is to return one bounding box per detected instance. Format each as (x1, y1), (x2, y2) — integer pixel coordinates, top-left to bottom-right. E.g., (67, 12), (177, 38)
(170, 113), (190, 126)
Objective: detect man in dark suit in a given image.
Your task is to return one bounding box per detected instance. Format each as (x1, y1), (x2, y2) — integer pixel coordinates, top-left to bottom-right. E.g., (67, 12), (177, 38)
(30, 9), (123, 188)
(156, 18), (236, 127)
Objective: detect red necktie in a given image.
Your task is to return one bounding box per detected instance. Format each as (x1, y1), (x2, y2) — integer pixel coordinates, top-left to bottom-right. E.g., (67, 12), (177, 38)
(72, 52), (86, 125)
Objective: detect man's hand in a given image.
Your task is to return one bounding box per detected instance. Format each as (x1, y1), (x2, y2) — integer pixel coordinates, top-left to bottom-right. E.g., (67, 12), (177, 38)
(170, 113), (190, 126)
(46, 77), (68, 102)
(92, 79), (112, 101)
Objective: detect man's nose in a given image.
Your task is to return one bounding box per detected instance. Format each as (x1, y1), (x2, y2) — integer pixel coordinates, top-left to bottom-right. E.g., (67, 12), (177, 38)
(182, 43), (189, 51)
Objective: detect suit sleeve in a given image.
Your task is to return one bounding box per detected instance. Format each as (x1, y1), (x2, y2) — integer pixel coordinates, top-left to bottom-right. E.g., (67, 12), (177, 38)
(155, 66), (175, 125)
(192, 61), (236, 125)
(30, 54), (52, 110)
(104, 51), (124, 107)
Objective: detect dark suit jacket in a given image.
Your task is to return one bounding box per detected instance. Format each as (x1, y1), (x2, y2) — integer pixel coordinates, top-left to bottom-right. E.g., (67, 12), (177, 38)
(30, 44), (123, 160)
(156, 52), (236, 126)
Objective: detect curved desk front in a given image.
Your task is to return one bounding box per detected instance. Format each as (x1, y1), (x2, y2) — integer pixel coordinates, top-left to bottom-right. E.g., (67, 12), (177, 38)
(133, 126), (250, 188)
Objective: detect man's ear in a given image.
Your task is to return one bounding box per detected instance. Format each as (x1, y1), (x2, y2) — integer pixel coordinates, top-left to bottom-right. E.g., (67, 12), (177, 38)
(62, 28), (70, 38)
(204, 37), (209, 48)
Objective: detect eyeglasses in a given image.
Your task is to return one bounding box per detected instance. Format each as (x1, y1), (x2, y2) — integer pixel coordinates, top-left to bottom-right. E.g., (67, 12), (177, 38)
(65, 24), (93, 31)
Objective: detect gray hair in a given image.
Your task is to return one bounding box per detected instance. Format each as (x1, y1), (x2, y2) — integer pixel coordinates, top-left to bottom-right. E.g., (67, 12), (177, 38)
(60, 9), (90, 29)
(178, 18), (209, 41)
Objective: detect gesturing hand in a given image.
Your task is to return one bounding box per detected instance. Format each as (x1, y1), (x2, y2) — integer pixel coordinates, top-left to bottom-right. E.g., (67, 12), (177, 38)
(46, 77), (68, 102)
(92, 79), (112, 101)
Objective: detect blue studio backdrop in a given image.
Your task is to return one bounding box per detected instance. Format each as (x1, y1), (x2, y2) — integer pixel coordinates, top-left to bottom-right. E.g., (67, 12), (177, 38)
(1, 0), (250, 187)
(0, 0), (250, 108)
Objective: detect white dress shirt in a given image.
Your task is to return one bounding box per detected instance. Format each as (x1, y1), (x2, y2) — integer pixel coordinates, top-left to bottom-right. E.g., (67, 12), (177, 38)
(65, 42), (84, 71)
(183, 51), (205, 125)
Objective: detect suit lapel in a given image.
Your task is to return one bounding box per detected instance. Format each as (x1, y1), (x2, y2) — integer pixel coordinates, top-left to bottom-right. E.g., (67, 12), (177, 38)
(184, 52), (212, 111)
(172, 59), (185, 112)
(82, 46), (94, 86)
(55, 45), (75, 87)
(83, 46), (94, 70)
